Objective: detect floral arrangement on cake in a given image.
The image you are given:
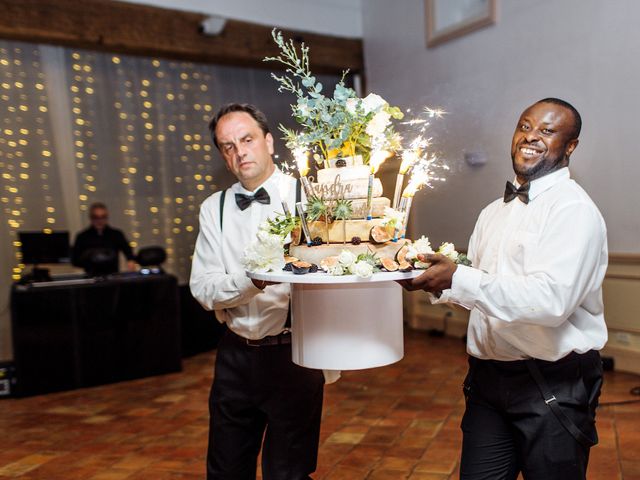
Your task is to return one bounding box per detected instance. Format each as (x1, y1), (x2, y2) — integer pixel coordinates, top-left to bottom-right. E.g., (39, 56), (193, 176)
(264, 30), (403, 167)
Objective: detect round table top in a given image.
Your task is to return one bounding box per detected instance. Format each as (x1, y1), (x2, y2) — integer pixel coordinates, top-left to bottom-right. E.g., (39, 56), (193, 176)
(246, 268), (425, 285)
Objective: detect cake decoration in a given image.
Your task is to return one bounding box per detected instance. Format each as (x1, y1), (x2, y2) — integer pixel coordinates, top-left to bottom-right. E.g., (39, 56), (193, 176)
(241, 31), (470, 278)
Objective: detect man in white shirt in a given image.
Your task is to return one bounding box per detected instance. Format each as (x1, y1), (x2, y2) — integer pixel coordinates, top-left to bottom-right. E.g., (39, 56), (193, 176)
(400, 98), (607, 479)
(190, 103), (324, 480)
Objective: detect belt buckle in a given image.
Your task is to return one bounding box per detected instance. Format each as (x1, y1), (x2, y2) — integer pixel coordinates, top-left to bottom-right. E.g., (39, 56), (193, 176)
(246, 329), (290, 347)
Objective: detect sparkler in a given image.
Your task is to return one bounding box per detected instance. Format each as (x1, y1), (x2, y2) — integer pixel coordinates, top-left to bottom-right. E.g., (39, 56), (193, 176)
(391, 106), (447, 236)
(278, 170), (292, 217)
(392, 148), (418, 209)
(395, 158), (443, 238)
(293, 146), (314, 199)
(365, 149), (391, 220)
(295, 202), (313, 246)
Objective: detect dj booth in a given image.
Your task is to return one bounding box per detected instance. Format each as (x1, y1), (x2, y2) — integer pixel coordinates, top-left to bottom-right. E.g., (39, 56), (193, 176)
(10, 273), (182, 397)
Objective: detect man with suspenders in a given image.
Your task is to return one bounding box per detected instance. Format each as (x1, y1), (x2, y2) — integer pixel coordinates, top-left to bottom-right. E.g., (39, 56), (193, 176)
(190, 103), (324, 480)
(399, 98), (607, 479)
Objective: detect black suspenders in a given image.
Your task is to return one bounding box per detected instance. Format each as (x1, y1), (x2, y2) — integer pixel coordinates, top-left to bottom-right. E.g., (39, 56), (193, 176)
(219, 189), (227, 232)
(218, 180), (301, 329)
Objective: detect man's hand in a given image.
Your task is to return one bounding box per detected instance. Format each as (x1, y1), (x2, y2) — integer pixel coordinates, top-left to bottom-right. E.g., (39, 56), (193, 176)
(251, 278), (279, 290)
(396, 253), (457, 293)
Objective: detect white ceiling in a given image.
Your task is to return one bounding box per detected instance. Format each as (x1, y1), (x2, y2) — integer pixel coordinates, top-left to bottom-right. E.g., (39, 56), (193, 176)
(119, 0), (364, 38)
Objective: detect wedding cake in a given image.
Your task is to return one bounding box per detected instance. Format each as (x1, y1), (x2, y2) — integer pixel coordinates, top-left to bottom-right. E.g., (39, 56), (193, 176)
(289, 156), (406, 267)
(240, 30), (468, 279)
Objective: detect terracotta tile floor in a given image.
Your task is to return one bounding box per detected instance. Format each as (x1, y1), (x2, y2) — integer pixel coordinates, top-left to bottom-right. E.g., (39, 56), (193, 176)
(2, 329), (640, 479)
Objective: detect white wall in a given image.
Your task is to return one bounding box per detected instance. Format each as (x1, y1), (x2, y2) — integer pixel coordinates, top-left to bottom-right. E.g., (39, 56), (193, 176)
(363, 0), (640, 253)
(120, 0), (363, 38)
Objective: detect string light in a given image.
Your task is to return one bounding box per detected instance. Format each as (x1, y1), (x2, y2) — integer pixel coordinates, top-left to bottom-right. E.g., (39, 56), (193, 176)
(0, 44), (61, 280)
(0, 43), (239, 283)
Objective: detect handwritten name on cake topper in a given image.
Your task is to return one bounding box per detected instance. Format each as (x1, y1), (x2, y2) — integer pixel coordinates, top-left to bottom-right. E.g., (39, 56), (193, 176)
(311, 174), (352, 200)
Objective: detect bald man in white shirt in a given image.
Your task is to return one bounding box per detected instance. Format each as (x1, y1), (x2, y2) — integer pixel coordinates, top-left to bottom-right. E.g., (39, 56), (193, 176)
(190, 103), (324, 480)
(400, 98), (607, 480)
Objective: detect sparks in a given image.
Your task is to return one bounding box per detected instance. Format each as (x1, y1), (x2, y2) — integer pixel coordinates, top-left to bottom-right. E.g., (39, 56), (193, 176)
(369, 149), (392, 174)
(399, 149), (418, 175)
(401, 118), (429, 126)
(424, 106), (447, 118)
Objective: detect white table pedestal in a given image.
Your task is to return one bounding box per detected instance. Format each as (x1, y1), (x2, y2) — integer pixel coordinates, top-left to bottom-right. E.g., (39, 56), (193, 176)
(290, 281), (404, 370)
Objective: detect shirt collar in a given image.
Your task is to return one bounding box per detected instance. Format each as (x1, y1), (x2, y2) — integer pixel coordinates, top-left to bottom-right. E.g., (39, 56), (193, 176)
(514, 167), (570, 202)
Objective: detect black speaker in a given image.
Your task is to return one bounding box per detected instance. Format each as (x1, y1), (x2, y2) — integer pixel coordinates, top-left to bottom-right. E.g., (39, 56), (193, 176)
(136, 246), (167, 267)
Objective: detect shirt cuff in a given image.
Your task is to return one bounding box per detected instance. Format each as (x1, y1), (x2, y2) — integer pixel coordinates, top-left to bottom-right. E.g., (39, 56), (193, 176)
(449, 265), (482, 309)
(427, 291), (448, 304)
(232, 272), (263, 296)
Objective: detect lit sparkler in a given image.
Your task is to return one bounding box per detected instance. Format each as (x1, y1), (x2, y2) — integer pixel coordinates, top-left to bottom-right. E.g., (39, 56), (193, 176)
(293, 146), (314, 199)
(391, 106), (448, 236)
(392, 148), (417, 209)
(366, 149), (391, 220)
(395, 155), (447, 238)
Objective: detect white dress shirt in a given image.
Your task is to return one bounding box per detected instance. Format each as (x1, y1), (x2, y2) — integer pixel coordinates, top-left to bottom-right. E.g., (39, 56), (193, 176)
(190, 168), (298, 340)
(438, 168), (608, 361)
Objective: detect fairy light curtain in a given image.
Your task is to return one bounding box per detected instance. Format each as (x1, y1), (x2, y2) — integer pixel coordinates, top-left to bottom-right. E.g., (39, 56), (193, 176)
(0, 39), (341, 360)
(0, 42), (343, 280)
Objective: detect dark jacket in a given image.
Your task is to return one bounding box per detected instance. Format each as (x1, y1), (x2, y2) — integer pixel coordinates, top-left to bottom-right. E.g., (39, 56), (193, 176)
(72, 225), (134, 274)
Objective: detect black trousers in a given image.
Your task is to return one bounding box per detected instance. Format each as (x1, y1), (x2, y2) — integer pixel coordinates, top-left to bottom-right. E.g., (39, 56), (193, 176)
(460, 350), (603, 480)
(207, 328), (324, 480)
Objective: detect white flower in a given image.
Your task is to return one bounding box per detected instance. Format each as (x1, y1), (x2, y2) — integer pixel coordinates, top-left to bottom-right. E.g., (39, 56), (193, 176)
(338, 250), (357, 268)
(326, 263), (344, 276)
(404, 245), (419, 261)
(352, 260), (374, 278)
(362, 93), (387, 114)
(241, 230), (285, 273)
(366, 110), (391, 138)
(257, 220), (271, 233)
(381, 207), (405, 228)
(413, 236), (434, 255)
(345, 98), (359, 115)
(407, 237), (435, 268)
(438, 242), (459, 261)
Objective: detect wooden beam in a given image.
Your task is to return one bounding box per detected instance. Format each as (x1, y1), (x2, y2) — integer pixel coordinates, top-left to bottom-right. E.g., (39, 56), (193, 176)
(0, 0), (363, 74)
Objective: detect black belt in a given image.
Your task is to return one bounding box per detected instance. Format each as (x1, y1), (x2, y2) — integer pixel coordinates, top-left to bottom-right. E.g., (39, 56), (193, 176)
(228, 328), (292, 347)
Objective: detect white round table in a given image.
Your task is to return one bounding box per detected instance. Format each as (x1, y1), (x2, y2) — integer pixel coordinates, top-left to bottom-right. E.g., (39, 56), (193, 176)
(247, 269), (424, 370)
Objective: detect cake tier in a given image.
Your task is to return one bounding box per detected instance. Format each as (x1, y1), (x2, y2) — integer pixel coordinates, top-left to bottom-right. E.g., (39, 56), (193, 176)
(344, 197), (390, 218)
(312, 178), (383, 200)
(307, 218), (385, 244)
(290, 241), (408, 266)
(317, 165), (370, 184)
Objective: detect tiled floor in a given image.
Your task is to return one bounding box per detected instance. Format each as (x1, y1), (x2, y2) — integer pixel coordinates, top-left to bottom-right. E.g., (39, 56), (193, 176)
(1, 329), (640, 479)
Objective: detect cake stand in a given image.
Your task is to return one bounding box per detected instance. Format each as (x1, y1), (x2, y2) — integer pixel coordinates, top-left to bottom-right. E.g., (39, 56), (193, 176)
(247, 270), (424, 370)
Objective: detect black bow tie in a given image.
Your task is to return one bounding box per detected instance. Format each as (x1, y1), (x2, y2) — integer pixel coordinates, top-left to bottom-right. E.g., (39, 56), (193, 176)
(504, 181), (530, 204)
(235, 187), (270, 211)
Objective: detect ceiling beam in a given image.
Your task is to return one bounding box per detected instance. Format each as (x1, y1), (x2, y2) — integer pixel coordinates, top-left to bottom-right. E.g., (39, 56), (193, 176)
(0, 0), (363, 74)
